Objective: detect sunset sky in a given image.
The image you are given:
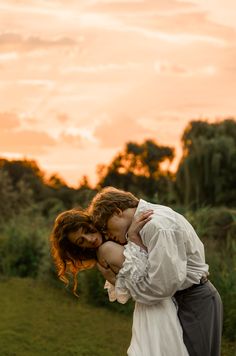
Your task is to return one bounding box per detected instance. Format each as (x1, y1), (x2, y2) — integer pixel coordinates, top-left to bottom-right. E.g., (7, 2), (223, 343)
(0, 0), (236, 187)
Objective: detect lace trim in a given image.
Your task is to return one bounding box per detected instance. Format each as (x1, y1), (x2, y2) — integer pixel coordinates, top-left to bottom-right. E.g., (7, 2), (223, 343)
(117, 241), (149, 283)
(104, 242), (149, 304)
(104, 280), (129, 304)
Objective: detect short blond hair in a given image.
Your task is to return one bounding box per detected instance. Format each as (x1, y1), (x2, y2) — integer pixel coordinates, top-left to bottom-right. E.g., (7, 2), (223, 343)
(89, 187), (139, 232)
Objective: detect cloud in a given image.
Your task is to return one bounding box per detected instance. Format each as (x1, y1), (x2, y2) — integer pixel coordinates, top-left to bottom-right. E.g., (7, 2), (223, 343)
(0, 112), (21, 129)
(59, 132), (83, 148)
(89, 0), (194, 14)
(0, 129), (56, 155)
(57, 113), (70, 123)
(154, 61), (217, 76)
(132, 11), (235, 42)
(0, 33), (77, 53)
(93, 115), (156, 148)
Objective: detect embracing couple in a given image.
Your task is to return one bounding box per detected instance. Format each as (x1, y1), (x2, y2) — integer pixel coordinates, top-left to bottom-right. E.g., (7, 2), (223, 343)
(51, 187), (223, 356)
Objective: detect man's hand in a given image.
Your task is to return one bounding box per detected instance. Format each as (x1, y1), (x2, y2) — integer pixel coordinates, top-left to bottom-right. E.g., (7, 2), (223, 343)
(126, 210), (153, 251)
(97, 262), (116, 285)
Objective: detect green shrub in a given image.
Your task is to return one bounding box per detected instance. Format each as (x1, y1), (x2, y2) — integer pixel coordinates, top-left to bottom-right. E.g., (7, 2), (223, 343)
(0, 211), (49, 278)
(185, 207), (236, 341)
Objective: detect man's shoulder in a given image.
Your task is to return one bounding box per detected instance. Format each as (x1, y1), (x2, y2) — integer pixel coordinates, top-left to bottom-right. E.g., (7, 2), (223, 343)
(138, 199), (175, 214)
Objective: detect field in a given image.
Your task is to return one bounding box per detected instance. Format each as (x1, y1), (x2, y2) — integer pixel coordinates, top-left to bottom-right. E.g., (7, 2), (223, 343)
(0, 278), (132, 356)
(0, 278), (235, 356)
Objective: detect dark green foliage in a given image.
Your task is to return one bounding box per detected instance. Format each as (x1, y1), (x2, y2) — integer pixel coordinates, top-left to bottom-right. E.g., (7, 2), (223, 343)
(97, 139), (174, 203)
(175, 119), (236, 208)
(185, 207), (236, 241)
(0, 211), (49, 277)
(0, 170), (34, 224)
(0, 158), (50, 202)
(185, 207), (236, 341)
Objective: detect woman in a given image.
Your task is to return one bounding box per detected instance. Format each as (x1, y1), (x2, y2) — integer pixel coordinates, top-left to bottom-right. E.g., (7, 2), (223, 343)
(50, 208), (189, 356)
(50, 209), (101, 295)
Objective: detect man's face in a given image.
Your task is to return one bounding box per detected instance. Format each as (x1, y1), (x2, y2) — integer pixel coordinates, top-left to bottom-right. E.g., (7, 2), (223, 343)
(106, 209), (133, 244)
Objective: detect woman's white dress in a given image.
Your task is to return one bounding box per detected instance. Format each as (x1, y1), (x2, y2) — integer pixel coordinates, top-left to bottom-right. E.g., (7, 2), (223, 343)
(105, 242), (189, 356)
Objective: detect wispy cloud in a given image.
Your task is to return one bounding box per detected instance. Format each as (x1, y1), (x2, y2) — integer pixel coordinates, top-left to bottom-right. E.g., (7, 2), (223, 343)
(0, 129), (56, 154)
(0, 33), (77, 53)
(154, 61), (218, 76)
(94, 114), (155, 148)
(0, 112), (20, 129)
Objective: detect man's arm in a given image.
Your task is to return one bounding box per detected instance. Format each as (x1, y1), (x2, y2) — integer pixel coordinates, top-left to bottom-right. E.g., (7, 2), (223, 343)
(123, 220), (188, 304)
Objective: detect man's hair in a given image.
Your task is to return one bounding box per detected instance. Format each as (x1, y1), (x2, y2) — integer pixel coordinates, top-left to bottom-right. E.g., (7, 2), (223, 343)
(89, 187), (139, 232)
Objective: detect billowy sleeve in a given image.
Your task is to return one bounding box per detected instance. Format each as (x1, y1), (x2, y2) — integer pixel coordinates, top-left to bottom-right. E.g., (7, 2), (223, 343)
(122, 221), (188, 304)
(104, 241), (149, 304)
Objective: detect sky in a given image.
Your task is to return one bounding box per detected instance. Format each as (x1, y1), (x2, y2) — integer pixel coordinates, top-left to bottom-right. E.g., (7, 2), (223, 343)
(0, 0), (236, 187)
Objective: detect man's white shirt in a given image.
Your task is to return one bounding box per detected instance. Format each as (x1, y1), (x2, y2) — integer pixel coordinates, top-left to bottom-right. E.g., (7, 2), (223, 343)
(123, 199), (209, 304)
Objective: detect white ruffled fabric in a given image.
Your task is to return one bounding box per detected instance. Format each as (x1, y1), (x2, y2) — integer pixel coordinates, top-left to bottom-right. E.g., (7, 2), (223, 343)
(104, 241), (189, 355)
(104, 241), (148, 304)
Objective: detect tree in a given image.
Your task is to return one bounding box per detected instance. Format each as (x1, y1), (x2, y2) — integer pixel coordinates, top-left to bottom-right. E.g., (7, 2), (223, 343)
(0, 158), (48, 201)
(0, 169), (34, 226)
(175, 119), (236, 208)
(96, 139), (175, 202)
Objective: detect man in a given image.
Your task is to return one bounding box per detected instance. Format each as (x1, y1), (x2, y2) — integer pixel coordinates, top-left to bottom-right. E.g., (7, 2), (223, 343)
(89, 186), (223, 356)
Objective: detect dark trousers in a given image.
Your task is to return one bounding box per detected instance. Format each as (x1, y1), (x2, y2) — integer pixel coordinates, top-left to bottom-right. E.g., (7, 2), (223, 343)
(174, 281), (223, 356)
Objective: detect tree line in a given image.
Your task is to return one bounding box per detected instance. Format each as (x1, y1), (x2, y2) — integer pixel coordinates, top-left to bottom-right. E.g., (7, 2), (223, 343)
(0, 118), (235, 218)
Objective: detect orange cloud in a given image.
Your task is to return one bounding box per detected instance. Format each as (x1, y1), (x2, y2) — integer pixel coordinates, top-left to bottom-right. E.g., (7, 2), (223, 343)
(0, 112), (20, 129)
(59, 132), (83, 148)
(89, 0), (194, 14)
(0, 33), (76, 53)
(57, 113), (70, 123)
(0, 129), (56, 154)
(94, 115), (155, 148)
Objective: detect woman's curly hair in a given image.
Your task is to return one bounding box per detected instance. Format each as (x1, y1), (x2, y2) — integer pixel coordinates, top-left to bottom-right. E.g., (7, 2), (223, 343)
(50, 209), (98, 296)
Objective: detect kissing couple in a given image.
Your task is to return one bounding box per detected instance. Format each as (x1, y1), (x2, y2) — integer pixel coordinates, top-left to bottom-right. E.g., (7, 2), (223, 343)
(51, 186), (223, 356)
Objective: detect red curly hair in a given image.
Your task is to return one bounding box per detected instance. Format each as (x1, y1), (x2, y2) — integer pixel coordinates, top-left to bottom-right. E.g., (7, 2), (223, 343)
(50, 209), (98, 296)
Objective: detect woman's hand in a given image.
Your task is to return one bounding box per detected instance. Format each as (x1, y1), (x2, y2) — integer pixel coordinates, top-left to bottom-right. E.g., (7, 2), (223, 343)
(97, 262), (116, 285)
(126, 210), (153, 250)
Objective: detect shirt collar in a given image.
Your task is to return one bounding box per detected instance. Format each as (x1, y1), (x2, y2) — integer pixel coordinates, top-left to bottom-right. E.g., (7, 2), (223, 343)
(135, 199), (149, 216)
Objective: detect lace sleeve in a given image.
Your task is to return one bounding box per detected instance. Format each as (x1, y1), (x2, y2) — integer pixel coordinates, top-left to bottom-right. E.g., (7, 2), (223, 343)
(104, 242), (149, 305)
(115, 241), (148, 303)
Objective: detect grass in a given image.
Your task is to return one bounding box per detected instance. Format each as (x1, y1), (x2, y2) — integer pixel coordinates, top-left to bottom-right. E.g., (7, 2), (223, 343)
(0, 277), (132, 356)
(0, 277), (235, 356)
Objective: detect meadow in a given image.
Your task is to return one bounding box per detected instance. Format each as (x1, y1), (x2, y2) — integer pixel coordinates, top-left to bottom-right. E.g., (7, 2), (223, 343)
(0, 278), (132, 356)
(0, 277), (235, 356)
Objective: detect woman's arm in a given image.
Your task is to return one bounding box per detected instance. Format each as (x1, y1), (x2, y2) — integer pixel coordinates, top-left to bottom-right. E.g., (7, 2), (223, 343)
(96, 241), (125, 284)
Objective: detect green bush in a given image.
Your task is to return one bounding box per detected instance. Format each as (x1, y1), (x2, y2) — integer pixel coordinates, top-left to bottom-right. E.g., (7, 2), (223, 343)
(185, 207), (236, 341)
(0, 211), (50, 278)
(185, 206), (236, 241)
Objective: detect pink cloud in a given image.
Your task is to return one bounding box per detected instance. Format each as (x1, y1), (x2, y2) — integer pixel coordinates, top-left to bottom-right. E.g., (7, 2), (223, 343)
(0, 129), (56, 154)
(94, 115), (156, 148)
(59, 132), (83, 148)
(0, 33), (76, 53)
(0, 112), (21, 129)
(57, 113), (70, 123)
(89, 0), (194, 14)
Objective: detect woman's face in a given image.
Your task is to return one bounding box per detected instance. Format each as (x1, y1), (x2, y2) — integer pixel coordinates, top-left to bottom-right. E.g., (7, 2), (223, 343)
(68, 228), (103, 249)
